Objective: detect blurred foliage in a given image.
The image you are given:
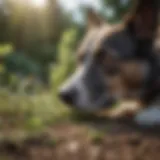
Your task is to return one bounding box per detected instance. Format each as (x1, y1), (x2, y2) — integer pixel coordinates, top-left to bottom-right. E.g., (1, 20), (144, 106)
(0, 0), (77, 87)
(0, 44), (13, 72)
(3, 53), (41, 75)
(52, 27), (81, 89)
(0, 90), (71, 130)
(0, 44), (14, 55)
(1, 0), (72, 48)
(101, 0), (133, 22)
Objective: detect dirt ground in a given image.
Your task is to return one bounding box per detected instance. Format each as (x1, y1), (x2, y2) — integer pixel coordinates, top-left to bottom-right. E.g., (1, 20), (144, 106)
(1, 119), (160, 160)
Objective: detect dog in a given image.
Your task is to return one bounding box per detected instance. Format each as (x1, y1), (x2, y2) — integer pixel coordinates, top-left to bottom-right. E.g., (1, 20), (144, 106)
(59, 0), (160, 123)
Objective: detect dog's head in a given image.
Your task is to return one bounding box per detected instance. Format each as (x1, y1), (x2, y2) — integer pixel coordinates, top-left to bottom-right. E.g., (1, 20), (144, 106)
(59, 0), (159, 112)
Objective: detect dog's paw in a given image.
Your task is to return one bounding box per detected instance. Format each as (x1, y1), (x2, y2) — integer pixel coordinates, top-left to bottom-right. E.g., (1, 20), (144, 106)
(135, 106), (160, 126)
(98, 101), (142, 119)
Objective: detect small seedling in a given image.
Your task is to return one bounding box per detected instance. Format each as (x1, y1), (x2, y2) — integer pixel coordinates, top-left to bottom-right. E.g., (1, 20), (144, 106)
(89, 130), (105, 145)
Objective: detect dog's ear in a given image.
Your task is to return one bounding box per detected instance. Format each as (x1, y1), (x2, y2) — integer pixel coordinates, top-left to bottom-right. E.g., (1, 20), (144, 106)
(87, 8), (105, 28)
(126, 0), (159, 39)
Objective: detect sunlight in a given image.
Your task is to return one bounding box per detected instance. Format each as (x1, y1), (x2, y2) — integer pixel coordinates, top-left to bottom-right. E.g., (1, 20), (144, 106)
(31, 0), (46, 8)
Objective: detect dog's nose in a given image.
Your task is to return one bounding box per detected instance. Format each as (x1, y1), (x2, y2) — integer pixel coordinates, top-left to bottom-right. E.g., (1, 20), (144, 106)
(58, 89), (76, 105)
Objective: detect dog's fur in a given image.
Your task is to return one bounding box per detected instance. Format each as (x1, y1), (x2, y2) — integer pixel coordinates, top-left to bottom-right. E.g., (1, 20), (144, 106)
(59, 0), (160, 122)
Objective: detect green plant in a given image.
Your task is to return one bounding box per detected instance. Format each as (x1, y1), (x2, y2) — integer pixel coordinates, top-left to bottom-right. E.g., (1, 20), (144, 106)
(52, 28), (78, 89)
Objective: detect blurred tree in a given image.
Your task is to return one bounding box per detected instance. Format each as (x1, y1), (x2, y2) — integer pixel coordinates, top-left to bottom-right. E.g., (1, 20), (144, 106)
(0, 0), (73, 50)
(0, 0), (76, 87)
(0, 0), (10, 43)
(101, 0), (133, 22)
(47, 0), (73, 43)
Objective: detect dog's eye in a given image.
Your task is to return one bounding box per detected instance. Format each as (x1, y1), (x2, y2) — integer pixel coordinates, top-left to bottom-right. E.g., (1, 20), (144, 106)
(96, 48), (106, 62)
(78, 53), (87, 63)
(105, 67), (120, 76)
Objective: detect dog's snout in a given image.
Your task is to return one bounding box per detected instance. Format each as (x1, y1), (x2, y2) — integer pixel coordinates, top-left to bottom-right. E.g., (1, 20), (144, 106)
(59, 89), (77, 105)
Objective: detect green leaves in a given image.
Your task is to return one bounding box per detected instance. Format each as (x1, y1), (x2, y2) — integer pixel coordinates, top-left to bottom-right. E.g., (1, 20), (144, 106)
(52, 28), (79, 88)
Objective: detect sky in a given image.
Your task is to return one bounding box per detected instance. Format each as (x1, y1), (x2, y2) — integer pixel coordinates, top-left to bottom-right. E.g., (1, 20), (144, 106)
(58, 0), (101, 11)
(0, 0), (102, 23)
(58, 0), (102, 23)
(0, 0), (101, 11)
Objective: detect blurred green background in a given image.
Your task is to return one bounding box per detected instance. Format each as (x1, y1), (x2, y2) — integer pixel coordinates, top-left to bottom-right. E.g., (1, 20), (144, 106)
(0, 0), (133, 133)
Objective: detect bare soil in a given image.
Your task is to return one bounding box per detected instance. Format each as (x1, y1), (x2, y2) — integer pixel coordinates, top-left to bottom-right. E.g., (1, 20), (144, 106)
(1, 119), (160, 160)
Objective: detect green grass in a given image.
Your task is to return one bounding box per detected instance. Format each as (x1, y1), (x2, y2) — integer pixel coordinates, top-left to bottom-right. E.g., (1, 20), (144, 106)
(89, 129), (105, 145)
(0, 89), (72, 132)
(0, 87), (112, 156)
